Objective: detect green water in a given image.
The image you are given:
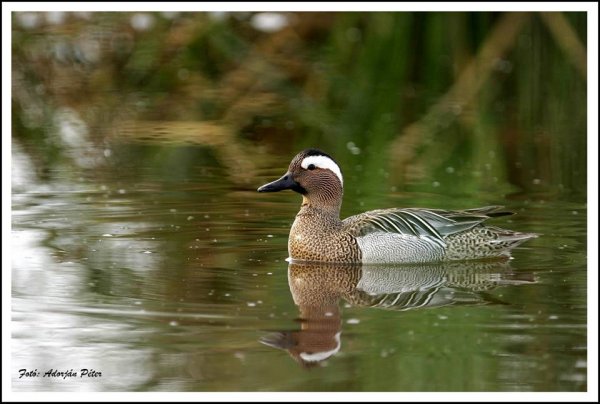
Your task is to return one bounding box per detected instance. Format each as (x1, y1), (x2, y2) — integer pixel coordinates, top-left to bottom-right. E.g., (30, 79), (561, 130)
(11, 142), (587, 392)
(10, 11), (589, 393)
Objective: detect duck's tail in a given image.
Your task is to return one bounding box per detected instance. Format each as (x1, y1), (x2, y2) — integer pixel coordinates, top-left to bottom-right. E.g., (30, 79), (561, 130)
(445, 226), (538, 260)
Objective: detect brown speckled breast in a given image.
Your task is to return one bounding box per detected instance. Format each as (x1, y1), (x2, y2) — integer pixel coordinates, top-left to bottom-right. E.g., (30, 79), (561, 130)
(289, 208), (361, 263)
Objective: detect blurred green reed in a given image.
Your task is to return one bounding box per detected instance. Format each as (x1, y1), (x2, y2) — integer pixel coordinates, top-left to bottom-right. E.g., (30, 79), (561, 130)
(12, 12), (587, 199)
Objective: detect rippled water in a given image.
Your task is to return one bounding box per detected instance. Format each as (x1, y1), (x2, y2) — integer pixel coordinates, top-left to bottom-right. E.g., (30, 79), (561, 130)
(11, 141), (587, 392)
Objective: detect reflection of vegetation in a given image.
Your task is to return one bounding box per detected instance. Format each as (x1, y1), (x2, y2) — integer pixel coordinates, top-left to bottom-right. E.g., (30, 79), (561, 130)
(12, 12), (587, 197)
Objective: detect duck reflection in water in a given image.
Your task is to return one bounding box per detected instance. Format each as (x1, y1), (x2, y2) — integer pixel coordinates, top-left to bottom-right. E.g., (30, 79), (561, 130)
(260, 259), (534, 368)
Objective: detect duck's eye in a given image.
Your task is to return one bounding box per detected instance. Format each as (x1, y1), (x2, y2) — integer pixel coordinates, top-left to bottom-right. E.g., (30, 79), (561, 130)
(307, 164), (316, 170)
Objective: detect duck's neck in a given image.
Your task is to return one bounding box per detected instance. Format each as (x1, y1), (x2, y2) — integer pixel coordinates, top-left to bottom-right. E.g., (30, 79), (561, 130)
(300, 194), (342, 219)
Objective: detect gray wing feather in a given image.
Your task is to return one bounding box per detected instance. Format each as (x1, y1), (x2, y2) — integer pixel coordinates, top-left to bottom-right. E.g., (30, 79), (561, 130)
(343, 206), (507, 246)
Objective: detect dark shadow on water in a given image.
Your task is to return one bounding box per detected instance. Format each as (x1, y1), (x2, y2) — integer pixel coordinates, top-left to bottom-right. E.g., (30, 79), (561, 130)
(260, 259), (535, 368)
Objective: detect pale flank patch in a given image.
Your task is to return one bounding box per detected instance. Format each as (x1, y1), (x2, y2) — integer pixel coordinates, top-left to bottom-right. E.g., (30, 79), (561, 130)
(300, 155), (344, 186)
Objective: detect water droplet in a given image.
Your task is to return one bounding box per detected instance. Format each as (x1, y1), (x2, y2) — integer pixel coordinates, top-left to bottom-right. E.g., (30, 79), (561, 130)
(17, 12), (42, 29)
(346, 141), (361, 155)
(130, 13), (155, 31)
(250, 12), (288, 33)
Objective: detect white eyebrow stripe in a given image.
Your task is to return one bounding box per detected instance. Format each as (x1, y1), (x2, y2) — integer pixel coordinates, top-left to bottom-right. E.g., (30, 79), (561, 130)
(301, 155), (344, 186)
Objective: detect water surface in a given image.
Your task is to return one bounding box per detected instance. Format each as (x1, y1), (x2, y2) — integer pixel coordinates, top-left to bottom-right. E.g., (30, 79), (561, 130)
(11, 141), (587, 392)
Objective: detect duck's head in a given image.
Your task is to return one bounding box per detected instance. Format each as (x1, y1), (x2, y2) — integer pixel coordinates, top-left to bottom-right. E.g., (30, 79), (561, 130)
(257, 148), (343, 211)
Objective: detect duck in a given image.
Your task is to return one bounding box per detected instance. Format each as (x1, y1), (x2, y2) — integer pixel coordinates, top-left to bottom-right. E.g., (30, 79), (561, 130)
(257, 148), (537, 264)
